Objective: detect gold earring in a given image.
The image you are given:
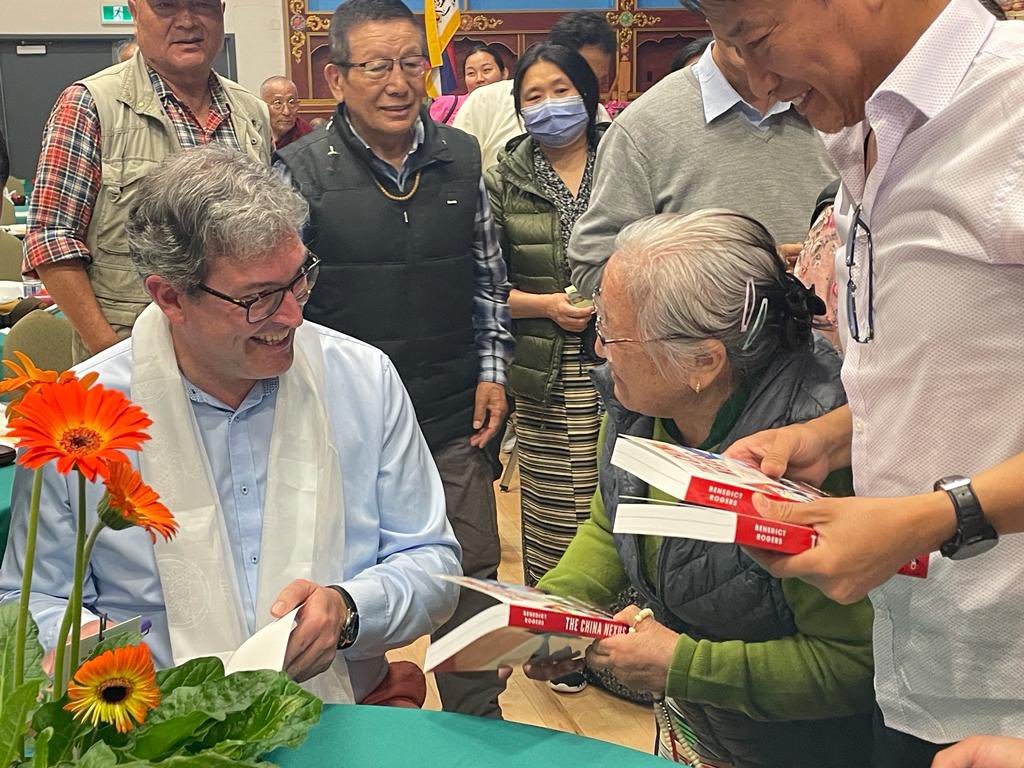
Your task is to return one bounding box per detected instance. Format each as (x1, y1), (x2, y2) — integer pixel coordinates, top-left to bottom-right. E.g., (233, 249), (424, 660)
(693, 380), (702, 395)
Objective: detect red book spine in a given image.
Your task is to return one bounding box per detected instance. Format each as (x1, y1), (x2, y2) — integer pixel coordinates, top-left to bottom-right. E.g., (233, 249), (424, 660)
(507, 606), (629, 638)
(734, 514), (818, 554)
(684, 476), (792, 515)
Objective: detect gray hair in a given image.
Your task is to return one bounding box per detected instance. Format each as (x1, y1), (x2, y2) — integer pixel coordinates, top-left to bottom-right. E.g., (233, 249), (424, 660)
(329, 0), (424, 65)
(126, 145), (308, 293)
(612, 209), (813, 379)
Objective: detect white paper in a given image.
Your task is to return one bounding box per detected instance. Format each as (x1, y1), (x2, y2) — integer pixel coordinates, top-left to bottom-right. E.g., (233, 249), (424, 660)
(224, 606), (300, 676)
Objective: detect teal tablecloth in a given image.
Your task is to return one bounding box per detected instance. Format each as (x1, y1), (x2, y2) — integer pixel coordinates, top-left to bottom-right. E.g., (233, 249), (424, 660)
(0, 463), (13, 562)
(271, 705), (665, 767)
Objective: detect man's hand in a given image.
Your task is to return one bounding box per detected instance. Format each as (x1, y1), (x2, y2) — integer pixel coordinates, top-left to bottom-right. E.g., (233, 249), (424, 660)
(778, 242), (804, 270)
(470, 381), (508, 448)
(724, 421), (835, 486)
(744, 492), (954, 604)
(272, 579), (347, 683)
(545, 293), (594, 333)
(519, 655), (585, 682)
(933, 736), (1024, 768)
(35, 261), (121, 355)
(585, 605), (678, 695)
(43, 619), (103, 676)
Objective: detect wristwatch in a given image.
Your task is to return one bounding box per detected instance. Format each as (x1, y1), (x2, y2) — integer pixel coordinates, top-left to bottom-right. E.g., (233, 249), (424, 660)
(934, 476), (998, 560)
(326, 585), (360, 649)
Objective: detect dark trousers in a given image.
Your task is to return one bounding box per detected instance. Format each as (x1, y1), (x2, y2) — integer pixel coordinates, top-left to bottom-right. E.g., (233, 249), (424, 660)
(872, 706), (951, 768)
(429, 436), (506, 718)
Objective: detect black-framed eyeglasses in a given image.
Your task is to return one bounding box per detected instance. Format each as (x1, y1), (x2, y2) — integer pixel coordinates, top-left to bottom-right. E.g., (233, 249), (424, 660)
(592, 286), (699, 347)
(845, 205), (874, 343)
(333, 55), (430, 81)
(197, 253), (320, 324)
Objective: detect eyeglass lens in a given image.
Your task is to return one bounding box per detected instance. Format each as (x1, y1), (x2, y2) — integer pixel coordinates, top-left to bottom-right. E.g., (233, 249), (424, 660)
(247, 261), (320, 323)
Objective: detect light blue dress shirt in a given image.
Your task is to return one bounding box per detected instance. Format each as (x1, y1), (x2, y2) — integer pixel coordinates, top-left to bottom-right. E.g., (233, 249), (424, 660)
(0, 323), (461, 701)
(691, 45), (793, 128)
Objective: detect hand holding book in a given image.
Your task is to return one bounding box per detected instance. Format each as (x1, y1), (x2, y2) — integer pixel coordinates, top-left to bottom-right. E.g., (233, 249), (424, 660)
(611, 435), (930, 591)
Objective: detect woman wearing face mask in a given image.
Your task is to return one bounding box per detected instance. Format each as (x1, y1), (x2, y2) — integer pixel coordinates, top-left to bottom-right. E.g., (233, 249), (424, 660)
(429, 45), (509, 126)
(484, 42), (609, 690)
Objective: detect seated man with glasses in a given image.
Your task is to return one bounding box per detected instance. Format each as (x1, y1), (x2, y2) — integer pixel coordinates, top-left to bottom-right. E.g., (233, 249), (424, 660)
(529, 210), (875, 768)
(276, 0), (514, 719)
(260, 75), (314, 150)
(0, 145), (462, 706)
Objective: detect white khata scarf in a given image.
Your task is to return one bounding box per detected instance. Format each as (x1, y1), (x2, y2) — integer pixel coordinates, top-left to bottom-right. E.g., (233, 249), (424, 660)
(130, 304), (354, 703)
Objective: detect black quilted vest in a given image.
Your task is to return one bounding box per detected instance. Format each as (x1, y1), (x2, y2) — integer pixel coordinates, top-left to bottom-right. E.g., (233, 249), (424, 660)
(278, 108), (481, 448)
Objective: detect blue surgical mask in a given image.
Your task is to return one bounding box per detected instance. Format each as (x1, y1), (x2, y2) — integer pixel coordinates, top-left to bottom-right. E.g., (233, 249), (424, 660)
(521, 95), (589, 148)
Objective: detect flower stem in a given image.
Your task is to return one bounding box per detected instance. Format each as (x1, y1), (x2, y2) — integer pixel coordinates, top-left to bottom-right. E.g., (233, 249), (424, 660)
(52, 472), (90, 700)
(68, 471), (88, 678)
(13, 468), (44, 761)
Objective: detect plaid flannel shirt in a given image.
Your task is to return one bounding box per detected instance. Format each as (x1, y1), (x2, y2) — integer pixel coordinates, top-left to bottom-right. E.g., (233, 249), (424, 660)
(24, 69), (240, 276)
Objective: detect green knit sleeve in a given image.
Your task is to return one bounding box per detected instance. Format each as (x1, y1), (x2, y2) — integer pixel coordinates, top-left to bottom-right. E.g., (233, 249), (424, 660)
(536, 421), (629, 608)
(664, 579), (875, 720)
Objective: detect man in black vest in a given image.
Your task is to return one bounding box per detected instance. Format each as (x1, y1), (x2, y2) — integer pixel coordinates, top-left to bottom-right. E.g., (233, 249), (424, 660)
(277, 0), (514, 718)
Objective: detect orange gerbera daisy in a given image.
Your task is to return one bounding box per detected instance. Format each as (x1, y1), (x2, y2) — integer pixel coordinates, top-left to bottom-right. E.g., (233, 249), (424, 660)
(99, 461), (178, 542)
(0, 351), (98, 403)
(6, 379), (151, 481)
(64, 643), (161, 733)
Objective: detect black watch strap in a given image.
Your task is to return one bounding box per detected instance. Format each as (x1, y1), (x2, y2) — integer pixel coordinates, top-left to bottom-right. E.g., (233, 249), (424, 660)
(326, 585), (359, 649)
(935, 476), (998, 560)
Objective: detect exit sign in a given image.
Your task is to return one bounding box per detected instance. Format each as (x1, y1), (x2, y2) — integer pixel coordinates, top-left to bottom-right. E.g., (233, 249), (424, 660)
(101, 5), (134, 24)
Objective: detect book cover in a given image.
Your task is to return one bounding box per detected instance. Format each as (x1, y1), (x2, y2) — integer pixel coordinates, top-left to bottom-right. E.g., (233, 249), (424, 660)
(611, 435), (930, 576)
(614, 501), (817, 555)
(612, 435), (822, 516)
(424, 577), (628, 673)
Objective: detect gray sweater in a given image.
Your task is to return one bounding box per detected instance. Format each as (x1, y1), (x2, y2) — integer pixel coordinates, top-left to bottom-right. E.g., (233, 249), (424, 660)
(568, 68), (837, 296)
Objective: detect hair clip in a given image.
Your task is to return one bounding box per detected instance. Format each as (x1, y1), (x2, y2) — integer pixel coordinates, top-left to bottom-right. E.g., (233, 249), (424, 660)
(740, 278), (769, 351)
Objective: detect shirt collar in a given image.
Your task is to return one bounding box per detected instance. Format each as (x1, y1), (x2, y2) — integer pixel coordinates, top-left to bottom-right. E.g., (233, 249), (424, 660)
(147, 67), (229, 113)
(869, 0), (994, 121)
(183, 376), (279, 414)
(342, 106), (424, 163)
(691, 44), (792, 126)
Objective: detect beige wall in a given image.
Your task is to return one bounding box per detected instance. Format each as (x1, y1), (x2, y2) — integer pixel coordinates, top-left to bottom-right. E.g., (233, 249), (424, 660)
(3, 0), (288, 93)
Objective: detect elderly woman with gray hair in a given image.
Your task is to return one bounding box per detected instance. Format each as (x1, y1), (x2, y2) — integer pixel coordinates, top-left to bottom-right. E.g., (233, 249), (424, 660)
(531, 210), (874, 768)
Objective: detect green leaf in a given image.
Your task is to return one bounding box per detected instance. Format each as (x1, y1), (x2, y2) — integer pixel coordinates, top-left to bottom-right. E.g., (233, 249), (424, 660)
(77, 742), (118, 768)
(155, 656), (225, 695)
(128, 710), (216, 762)
(0, 602), (45, 702)
(87, 628), (145, 659)
(129, 669), (279, 762)
(32, 727), (52, 768)
(117, 753), (265, 768)
(0, 679), (44, 768)
(30, 700), (89, 765)
(203, 688), (322, 761)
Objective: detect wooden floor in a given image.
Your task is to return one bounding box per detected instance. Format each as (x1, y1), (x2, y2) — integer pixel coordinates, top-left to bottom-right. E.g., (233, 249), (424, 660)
(387, 455), (656, 755)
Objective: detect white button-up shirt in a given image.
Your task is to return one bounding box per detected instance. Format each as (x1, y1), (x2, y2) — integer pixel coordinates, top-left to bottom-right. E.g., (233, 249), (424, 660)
(824, 0), (1024, 742)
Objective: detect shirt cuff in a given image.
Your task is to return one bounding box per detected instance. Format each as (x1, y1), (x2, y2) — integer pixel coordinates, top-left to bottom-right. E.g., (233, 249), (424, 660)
(336, 576), (388, 659)
(478, 357), (508, 385)
(665, 632), (698, 700)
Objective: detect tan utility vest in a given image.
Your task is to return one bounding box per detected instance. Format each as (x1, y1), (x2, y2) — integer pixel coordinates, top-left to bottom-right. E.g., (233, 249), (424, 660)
(74, 51), (270, 358)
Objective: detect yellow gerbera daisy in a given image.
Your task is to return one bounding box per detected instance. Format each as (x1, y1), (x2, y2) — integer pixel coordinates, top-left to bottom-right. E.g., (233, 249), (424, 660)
(64, 643), (161, 733)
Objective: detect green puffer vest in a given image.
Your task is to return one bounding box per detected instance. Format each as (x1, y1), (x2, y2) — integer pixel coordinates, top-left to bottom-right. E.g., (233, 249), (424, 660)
(484, 125), (607, 404)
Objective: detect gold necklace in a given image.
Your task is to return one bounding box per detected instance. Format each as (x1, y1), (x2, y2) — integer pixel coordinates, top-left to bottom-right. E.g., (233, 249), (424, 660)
(372, 170), (421, 202)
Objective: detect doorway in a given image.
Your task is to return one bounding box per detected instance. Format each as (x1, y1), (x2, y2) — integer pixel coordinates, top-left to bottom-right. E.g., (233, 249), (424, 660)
(0, 35), (236, 181)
